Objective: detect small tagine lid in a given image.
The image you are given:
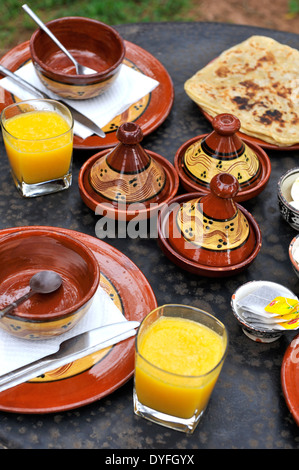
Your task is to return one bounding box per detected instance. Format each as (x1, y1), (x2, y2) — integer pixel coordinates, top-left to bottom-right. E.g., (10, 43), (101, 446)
(175, 113), (271, 202)
(89, 122), (169, 207)
(167, 172), (257, 267)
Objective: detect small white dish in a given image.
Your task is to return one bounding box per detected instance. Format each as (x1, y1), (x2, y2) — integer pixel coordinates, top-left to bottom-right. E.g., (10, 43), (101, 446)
(278, 168), (299, 230)
(289, 235), (299, 279)
(231, 280), (297, 343)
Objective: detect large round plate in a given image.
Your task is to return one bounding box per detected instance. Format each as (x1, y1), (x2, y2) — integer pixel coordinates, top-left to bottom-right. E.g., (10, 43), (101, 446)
(200, 108), (299, 151)
(0, 226), (157, 414)
(281, 333), (299, 426)
(0, 40), (174, 151)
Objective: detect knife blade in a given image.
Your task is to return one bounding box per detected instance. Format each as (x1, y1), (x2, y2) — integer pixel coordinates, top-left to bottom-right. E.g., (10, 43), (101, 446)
(0, 64), (106, 138)
(0, 320), (140, 393)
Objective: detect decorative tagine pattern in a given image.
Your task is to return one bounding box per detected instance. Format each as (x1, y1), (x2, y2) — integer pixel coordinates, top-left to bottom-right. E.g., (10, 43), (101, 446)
(174, 113), (271, 202)
(89, 122), (167, 204)
(167, 172), (257, 267)
(183, 114), (260, 188)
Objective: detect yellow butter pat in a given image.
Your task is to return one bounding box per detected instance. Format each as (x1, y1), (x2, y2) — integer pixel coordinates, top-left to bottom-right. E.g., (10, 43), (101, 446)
(265, 297), (299, 316)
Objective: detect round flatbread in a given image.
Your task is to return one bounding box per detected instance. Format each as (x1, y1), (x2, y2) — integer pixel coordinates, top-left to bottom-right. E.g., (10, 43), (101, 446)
(185, 36), (299, 147)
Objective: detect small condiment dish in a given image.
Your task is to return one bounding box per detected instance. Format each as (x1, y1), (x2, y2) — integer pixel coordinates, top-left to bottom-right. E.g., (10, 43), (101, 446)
(30, 17), (125, 100)
(289, 234), (299, 279)
(0, 227), (100, 339)
(231, 280), (297, 342)
(278, 168), (299, 230)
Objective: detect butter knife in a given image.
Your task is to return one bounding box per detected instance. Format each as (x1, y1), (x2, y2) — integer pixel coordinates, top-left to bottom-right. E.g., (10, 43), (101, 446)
(0, 64), (106, 138)
(0, 320), (139, 393)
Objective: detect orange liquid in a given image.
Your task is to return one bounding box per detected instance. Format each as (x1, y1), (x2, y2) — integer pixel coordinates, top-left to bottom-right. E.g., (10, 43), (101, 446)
(3, 111), (73, 184)
(135, 316), (226, 419)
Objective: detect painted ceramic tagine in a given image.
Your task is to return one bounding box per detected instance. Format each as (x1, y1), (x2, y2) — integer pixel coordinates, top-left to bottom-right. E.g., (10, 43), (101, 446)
(79, 122), (179, 220)
(157, 172), (262, 277)
(174, 113), (271, 202)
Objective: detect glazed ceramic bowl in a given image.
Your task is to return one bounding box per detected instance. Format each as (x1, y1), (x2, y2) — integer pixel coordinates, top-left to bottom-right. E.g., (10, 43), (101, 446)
(29, 17), (125, 100)
(0, 228), (100, 339)
(231, 280), (297, 343)
(289, 234), (299, 278)
(278, 168), (299, 230)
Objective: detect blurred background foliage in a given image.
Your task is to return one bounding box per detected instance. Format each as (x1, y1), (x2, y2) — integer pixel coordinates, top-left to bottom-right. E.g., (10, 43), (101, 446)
(1, 0), (193, 53)
(1, 0), (298, 56)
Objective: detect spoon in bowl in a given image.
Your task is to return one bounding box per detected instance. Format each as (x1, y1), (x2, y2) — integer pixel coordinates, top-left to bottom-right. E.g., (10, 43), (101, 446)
(22, 4), (98, 75)
(0, 270), (63, 318)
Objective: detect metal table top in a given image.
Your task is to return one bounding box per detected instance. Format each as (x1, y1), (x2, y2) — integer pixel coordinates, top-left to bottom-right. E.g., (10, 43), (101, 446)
(0, 21), (299, 450)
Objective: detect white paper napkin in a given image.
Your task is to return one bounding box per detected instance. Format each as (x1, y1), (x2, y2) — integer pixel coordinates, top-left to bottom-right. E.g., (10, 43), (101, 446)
(0, 62), (159, 139)
(0, 285), (135, 376)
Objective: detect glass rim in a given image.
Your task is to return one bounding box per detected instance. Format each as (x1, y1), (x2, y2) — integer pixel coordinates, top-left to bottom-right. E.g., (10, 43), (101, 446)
(135, 303), (229, 380)
(0, 98), (74, 142)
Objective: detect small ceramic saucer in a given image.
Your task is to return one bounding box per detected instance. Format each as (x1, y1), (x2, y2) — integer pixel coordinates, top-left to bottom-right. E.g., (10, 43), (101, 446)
(231, 280), (298, 343)
(174, 114), (271, 202)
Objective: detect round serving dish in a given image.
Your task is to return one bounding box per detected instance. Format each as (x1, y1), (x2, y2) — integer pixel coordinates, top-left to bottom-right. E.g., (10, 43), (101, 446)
(0, 228), (100, 339)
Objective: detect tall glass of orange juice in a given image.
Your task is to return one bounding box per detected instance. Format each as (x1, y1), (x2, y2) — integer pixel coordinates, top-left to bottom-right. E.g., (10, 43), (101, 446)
(134, 304), (228, 433)
(1, 99), (73, 197)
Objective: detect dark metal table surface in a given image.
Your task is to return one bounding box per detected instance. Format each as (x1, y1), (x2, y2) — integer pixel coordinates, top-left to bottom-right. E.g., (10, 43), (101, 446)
(1, 21), (299, 451)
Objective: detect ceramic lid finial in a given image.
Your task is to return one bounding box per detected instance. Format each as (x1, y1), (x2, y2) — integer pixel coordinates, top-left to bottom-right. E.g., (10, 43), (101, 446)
(116, 121), (143, 145)
(212, 113), (241, 136)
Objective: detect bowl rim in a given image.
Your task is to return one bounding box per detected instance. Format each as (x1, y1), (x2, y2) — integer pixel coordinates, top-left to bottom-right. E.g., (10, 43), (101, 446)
(29, 16), (126, 81)
(289, 234), (299, 268)
(0, 227), (100, 321)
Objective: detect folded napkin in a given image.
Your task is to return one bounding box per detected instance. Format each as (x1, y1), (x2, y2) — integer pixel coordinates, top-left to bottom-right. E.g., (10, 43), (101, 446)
(0, 62), (159, 139)
(0, 285), (136, 376)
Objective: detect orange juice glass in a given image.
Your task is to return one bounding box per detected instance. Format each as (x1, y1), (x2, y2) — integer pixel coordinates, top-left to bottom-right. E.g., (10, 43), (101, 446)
(134, 304), (228, 433)
(1, 99), (73, 197)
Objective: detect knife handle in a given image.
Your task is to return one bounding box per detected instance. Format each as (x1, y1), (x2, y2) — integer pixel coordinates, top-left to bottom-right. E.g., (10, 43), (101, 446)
(0, 356), (55, 392)
(0, 64), (48, 99)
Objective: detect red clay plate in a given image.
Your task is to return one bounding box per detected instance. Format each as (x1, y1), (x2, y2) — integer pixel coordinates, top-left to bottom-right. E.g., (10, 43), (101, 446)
(0, 40), (174, 151)
(0, 226), (157, 414)
(200, 108), (299, 151)
(281, 333), (299, 426)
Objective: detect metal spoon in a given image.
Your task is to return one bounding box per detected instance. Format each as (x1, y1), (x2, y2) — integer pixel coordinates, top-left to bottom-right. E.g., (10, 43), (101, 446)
(22, 4), (98, 75)
(0, 270), (63, 318)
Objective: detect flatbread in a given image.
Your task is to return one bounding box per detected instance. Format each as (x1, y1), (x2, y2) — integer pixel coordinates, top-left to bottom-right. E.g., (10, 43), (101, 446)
(184, 36), (299, 147)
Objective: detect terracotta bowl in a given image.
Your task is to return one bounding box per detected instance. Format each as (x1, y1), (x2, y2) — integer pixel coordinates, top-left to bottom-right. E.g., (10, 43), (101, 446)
(278, 168), (299, 230)
(231, 280), (297, 343)
(0, 228), (100, 339)
(29, 17), (125, 100)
